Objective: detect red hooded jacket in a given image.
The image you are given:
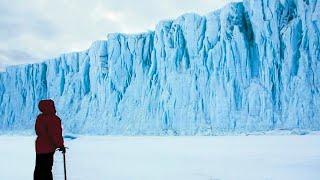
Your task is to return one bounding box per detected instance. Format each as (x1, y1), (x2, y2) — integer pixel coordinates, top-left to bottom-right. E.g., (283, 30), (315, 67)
(35, 99), (64, 154)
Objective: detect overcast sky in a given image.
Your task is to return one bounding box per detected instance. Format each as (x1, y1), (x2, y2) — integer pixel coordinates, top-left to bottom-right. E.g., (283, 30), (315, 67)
(0, 0), (237, 71)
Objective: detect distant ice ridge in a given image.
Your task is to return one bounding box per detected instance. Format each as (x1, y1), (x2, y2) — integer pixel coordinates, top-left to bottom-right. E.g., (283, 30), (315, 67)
(0, 0), (319, 135)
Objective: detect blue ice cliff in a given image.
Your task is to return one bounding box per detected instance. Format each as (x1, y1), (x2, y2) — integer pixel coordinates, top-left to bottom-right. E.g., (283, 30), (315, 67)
(0, 0), (319, 135)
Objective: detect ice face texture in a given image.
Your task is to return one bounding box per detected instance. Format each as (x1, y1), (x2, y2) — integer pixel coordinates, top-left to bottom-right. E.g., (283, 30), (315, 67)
(0, 0), (319, 135)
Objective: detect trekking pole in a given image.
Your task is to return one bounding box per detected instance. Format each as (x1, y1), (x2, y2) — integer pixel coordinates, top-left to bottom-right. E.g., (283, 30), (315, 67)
(63, 151), (67, 180)
(57, 147), (68, 180)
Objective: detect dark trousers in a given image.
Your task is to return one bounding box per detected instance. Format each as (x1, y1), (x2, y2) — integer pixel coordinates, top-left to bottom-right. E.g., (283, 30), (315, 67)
(34, 152), (54, 180)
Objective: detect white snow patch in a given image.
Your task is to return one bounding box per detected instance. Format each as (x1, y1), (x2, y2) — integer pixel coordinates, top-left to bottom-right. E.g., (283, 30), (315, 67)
(0, 135), (319, 180)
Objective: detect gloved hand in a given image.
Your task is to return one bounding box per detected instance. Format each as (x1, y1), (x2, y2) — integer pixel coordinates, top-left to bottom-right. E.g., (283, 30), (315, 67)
(58, 147), (66, 153)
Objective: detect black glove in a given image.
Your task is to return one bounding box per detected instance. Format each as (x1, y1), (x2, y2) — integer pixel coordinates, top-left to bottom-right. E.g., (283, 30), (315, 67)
(58, 147), (66, 153)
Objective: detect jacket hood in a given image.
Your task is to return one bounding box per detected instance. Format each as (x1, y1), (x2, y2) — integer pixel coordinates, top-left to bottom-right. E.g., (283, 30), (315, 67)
(38, 99), (56, 114)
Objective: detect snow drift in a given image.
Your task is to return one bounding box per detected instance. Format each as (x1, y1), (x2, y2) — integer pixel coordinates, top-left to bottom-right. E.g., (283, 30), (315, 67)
(0, 0), (319, 135)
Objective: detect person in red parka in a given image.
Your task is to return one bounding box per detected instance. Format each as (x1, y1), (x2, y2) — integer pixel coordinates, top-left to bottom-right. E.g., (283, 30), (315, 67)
(34, 99), (65, 180)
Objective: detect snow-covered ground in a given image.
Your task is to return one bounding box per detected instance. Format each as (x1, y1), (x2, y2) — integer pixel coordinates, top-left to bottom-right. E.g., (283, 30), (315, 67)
(1, 135), (320, 180)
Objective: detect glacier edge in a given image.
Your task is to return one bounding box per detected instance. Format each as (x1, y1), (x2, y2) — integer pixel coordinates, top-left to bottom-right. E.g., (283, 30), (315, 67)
(0, 0), (319, 135)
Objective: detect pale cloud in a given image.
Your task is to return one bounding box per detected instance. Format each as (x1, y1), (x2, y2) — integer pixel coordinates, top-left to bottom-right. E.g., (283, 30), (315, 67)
(93, 7), (124, 23)
(0, 0), (239, 71)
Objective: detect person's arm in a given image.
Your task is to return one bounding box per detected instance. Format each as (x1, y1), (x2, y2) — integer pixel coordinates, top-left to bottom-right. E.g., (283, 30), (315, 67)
(48, 116), (64, 150)
(35, 115), (41, 136)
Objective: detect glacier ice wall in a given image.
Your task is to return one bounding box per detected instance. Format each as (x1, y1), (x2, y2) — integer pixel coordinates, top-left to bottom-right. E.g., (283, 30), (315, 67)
(0, 0), (319, 135)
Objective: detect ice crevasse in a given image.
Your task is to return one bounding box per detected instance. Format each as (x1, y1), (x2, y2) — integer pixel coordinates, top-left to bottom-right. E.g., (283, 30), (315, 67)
(0, 0), (319, 135)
